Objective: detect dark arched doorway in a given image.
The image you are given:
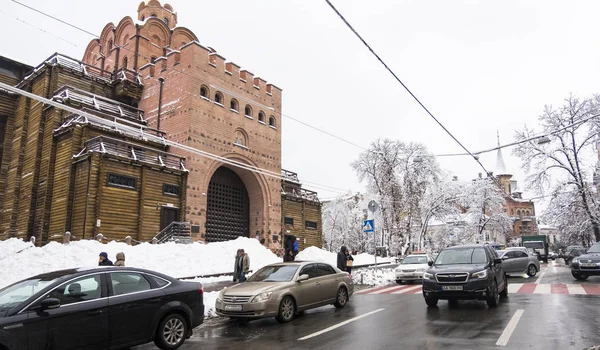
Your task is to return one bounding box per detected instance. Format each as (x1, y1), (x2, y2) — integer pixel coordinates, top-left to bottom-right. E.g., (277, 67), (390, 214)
(205, 166), (250, 242)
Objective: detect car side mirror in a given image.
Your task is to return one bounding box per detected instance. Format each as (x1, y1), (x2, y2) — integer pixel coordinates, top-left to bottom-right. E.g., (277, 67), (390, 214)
(502, 255), (509, 260)
(297, 274), (309, 282)
(427, 261), (434, 267)
(493, 258), (502, 264)
(40, 298), (60, 311)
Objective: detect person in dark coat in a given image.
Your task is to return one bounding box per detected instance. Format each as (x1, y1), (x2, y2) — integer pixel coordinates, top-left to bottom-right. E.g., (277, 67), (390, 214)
(233, 249), (250, 283)
(283, 250), (295, 262)
(98, 252), (113, 266)
(337, 246), (347, 271)
(345, 248), (354, 275)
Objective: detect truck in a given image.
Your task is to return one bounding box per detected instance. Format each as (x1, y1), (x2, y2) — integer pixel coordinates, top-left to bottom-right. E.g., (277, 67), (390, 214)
(521, 235), (549, 263)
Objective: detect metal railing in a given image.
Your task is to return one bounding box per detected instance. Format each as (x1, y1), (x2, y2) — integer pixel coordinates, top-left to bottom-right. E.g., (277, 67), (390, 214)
(152, 222), (191, 244)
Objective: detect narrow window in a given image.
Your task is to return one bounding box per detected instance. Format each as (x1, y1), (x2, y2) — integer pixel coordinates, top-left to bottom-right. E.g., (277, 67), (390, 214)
(258, 111), (265, 123)
(230, 99), (239, 111)
(200, 86), (209, 98)
(215, 92), (223, 105)
(244, 105), (252, 117)
(122, 56), (128, 69)
(269, 116), (276, 127)
(164, 17), (169, 26)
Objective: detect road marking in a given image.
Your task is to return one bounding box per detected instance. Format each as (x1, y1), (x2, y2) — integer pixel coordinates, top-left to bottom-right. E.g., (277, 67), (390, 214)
(297, 308), (385, 341)
(551, 284), (568, 294)
(354, 285), (394, 294)
(535, 266), (547, 284)
(507, 283), (523, 294)
(516, 283), (536, 294)
(533, 284), (551, 294)
(495, 309), (525, 346)
(391, 285), (421, 294)
(566, 284), (587, 295)
(369, 286), (405, 294)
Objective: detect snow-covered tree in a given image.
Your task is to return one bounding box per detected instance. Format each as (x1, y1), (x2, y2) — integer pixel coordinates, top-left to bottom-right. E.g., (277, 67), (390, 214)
(351, 139), (440, 254)
(513, 95), (600, 242)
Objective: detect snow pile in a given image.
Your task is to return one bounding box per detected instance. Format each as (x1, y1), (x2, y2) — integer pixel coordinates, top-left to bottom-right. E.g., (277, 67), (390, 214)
(352, 267), (396, 286)
(0, 238), (34, 260)
(0, 237), (281, 290)
(295, 246), (395, 266)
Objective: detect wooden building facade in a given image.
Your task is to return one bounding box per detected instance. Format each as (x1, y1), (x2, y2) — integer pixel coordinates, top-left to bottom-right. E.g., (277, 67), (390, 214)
(0, 54), (187, 243)
(281, 170), (323, 250)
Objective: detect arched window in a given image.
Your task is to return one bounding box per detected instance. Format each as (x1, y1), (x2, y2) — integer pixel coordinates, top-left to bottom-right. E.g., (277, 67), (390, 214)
(164, 17), (169, 26)
(234, 130), (247, 147)
(200, 86), (209, 98)
(230, 99), (239, 111)
(517, 210), (522, 217)
(151, 13), (157, 18)
(258, 111), (265, 123)
(122, 56), (128, 69)
(141, 15), (145, 21)
(525, 210), (530, 217)
(269, 116), (276, 127)
(215, 92), (223, 105)
(107, 39), (113, 52)
(244, 105), (252, 117)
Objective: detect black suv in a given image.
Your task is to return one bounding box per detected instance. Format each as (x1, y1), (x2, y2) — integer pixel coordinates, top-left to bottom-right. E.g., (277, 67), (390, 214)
(422, 244), (508, 307)
(570, 242), (600, 280)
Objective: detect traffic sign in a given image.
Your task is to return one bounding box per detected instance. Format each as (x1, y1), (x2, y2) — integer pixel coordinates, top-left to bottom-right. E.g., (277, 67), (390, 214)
(368, 200), (379, 213)
(363, 219), (375, 233)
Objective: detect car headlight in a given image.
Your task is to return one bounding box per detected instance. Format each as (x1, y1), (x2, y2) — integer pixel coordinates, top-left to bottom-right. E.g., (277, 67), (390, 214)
(471, 270), (487, 279)
(395, 267), (402, 272)
(423, 272), (434, 280)
(417, 267), (427, 272)
(251, 292), (272, 303)
(217, 288), (226, 302)
(572, 257), (579, 264)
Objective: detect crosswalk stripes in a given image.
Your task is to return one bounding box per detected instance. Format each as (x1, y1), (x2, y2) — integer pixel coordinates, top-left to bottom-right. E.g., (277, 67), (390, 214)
(355, 283), (600, 296)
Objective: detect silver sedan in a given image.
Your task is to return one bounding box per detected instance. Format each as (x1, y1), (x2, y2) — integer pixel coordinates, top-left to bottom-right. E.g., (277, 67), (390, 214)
(500, 250), (541, 277)
(215, 261), (354, 323)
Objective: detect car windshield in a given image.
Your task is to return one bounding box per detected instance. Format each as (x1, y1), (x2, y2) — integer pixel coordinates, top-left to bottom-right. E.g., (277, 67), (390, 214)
(402, 256), (428, 264)
(587, 243), (600, 254)
(0, 278), (56, 312)
(434, 248), (488, 265)
(246, 265), (299, 282)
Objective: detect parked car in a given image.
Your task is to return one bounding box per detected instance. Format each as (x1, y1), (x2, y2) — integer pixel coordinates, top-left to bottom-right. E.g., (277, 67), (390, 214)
(570, 242), (600, 281)
(215, 261), (353, 323)
(0, 267), (204, 350)
(422, 244), (508, 308)
(499, 249), (540, 277)
(395, 254), (434, 284)
(504, 247), (533, 256)
(548, 251), (557, 260)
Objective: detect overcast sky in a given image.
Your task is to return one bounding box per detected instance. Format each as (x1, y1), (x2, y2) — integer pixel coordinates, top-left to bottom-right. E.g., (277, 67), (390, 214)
(2, 0), (600, 212)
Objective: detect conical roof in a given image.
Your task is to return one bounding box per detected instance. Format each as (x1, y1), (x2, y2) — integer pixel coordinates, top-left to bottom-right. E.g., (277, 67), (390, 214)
(495, 132), (511, 176)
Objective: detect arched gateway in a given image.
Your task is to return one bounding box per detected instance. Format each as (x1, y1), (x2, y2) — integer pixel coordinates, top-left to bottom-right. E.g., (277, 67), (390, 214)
(205, 166), (250, 242)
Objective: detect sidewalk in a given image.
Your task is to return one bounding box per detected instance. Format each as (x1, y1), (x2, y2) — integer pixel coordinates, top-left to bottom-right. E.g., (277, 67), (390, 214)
(203, 280), (236, 292)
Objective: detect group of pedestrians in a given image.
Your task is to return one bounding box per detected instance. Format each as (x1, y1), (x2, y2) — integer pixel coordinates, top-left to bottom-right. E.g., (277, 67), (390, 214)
(98, 252), (125, 266)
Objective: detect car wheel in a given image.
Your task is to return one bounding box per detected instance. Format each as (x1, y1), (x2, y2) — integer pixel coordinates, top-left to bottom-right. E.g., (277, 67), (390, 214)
(527, 264), (537, 277)
(334, 287), (348, 308)
(425, 297), (438, 307)
(572, 271), (589, 281)
(396, 279), (403, 284)
(154, 313), (187, 350)
(486, 280), (500, 307)
(448, 298), (458, 307)
(499, 275), (508, 297)
(276, 296), (296, 323)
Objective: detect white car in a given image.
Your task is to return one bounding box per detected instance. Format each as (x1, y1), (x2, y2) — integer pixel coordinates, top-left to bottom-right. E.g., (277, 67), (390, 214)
(395, 254), (433, 284)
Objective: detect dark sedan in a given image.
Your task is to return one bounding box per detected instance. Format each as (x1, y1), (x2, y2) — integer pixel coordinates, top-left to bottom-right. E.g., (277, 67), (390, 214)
(0, 267), (204, 350)
(571, 242), (600, 280)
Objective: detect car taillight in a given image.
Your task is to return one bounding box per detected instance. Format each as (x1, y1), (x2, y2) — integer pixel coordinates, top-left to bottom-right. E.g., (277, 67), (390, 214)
(199, 286), (204, 295)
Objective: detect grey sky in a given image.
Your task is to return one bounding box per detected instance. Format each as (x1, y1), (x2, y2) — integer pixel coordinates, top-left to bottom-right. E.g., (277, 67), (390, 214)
(2, 0), (600, 209)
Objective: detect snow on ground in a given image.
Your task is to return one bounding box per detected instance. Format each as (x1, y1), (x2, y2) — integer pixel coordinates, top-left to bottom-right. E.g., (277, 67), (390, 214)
(0, 237), (280, 290)
(352, 267), (396, 286)
(295, 246), (395, 266)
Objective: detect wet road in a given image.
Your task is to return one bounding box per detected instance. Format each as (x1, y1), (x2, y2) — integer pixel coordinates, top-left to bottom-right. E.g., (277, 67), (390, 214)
(135, 260), (600, 350)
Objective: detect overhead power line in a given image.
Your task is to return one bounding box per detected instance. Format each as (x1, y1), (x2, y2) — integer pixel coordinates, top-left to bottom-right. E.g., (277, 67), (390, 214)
(11, 0), (370, 152)
(324, 0), (498, 181)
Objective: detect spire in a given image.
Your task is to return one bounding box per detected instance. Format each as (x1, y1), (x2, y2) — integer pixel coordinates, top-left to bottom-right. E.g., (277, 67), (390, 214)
(495, 131), (510, 176)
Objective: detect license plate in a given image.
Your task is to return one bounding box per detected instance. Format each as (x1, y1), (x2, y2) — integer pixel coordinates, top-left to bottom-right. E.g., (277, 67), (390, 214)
(224, 304), (243, 311)
(581, 263), (597, 267)
(442, 286), (463, 291)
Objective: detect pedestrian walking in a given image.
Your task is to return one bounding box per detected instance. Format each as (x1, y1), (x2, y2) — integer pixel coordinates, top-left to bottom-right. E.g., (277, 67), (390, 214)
(114, 252), (125, 266)
(337, 246), (347, 271)
(98, 252), (113, 266)
(345, 248), (354, 275)
(233, 249), (250, 282)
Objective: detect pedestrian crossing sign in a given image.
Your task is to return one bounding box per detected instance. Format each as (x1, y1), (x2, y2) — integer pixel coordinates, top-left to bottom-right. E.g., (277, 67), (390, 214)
(363, 219), (375, 233)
